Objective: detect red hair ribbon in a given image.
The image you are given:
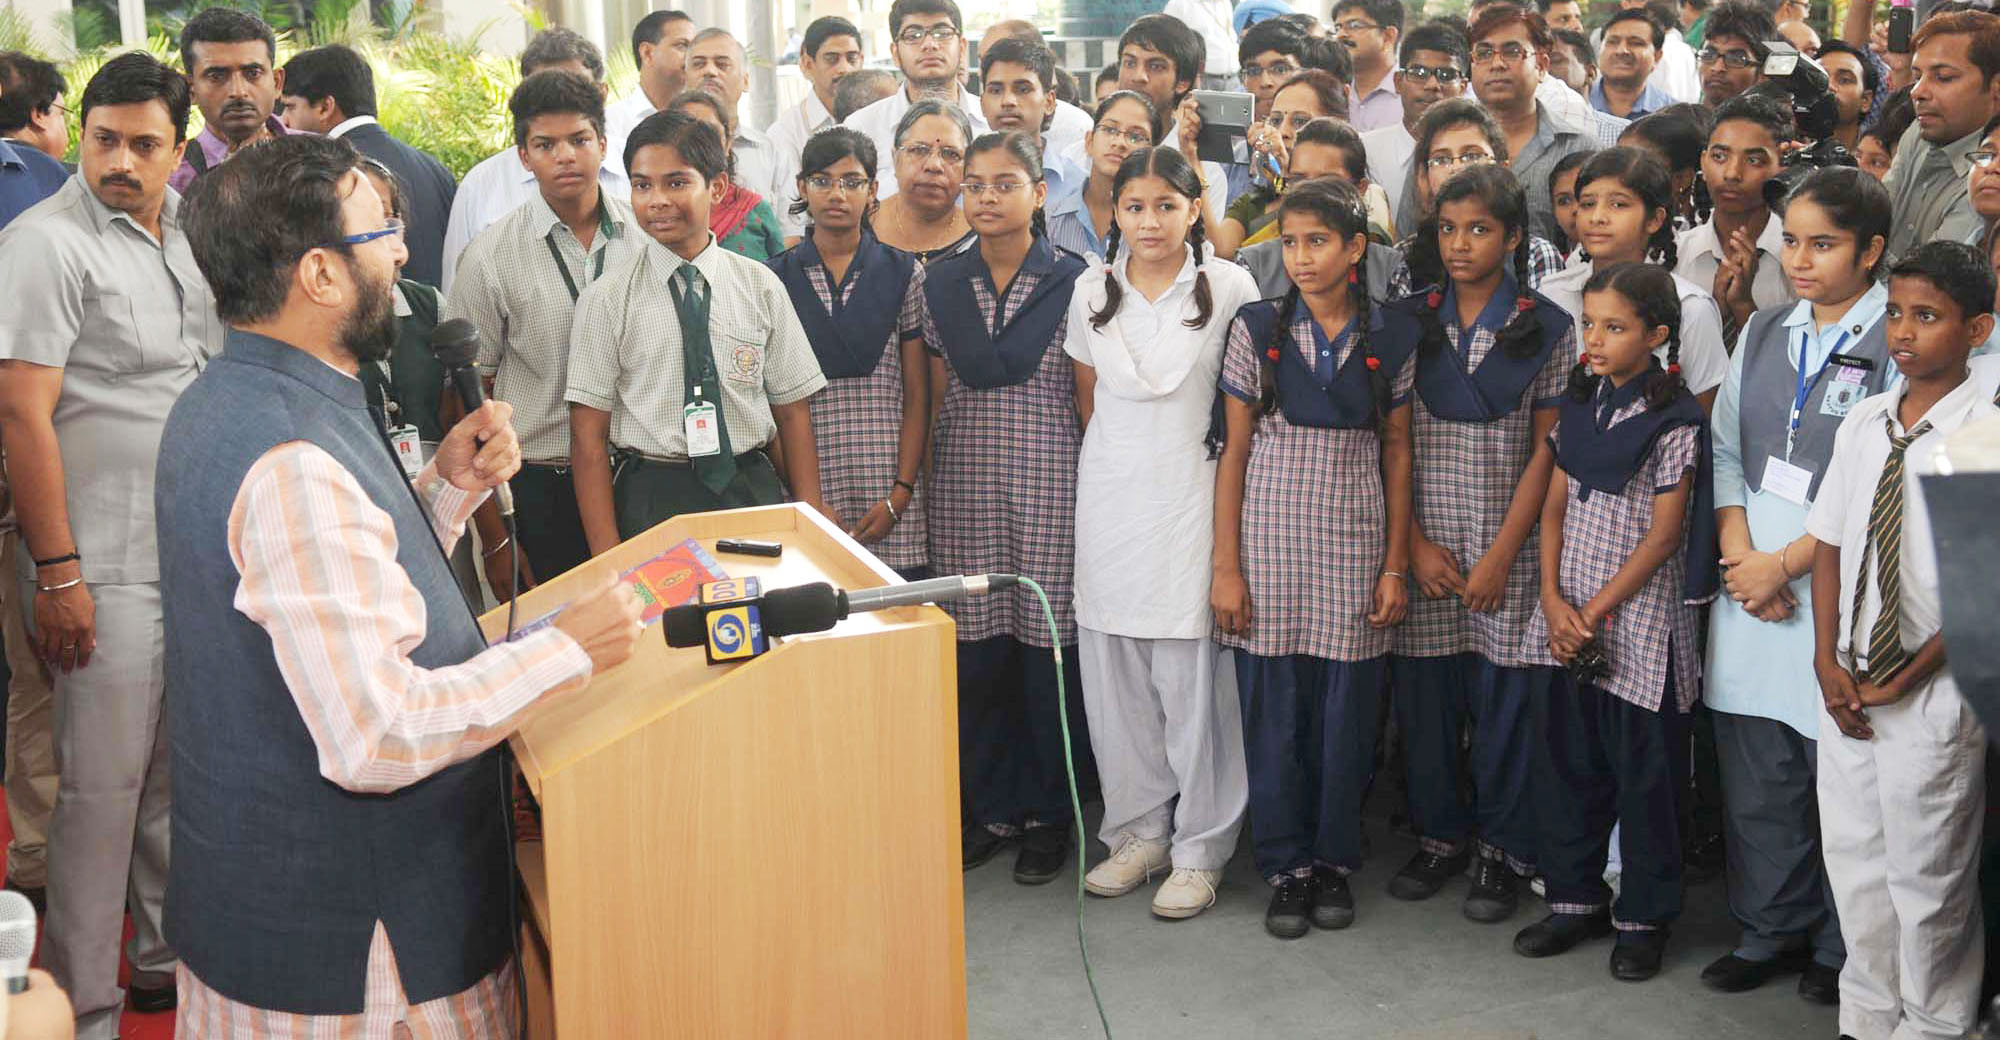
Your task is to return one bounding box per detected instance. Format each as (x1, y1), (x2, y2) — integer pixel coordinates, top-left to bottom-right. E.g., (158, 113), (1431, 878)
(1515, 296), (1534, 313)
(1267, 347), (1282, 362)
(1578, 352), (1590, 365)
(1426, 290), (1443, 310)
(1668, 363), (1682, 375)
(1364, 355), (1381, 371)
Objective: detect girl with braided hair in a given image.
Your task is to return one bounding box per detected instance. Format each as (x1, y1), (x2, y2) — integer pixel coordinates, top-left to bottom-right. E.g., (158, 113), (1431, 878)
(1537, 147), (1731, 411)
(1382, 165), (1578, 925)
(1515, 261), (1719, 982)
(922, 130), (1096, 887)
(1066, 146), (1262, 920)
(1211, 176), (1421, 941)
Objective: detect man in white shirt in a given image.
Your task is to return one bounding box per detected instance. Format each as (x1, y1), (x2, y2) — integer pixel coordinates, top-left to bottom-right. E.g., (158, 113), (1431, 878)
(769, 16), (863, 240)
(686, 29), (780, 216)
(976, 21), (1094, 164)
(846, 0), (989, 200)
(1363, 23), (1466, 233)
(1332, 0), (1405, 131)
(439, 29), (625, 293)
(1589, 0), (1701, 102)
(605, 10), (695, 175)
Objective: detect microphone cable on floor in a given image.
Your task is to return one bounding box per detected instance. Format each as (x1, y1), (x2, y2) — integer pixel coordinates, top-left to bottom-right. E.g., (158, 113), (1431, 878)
(1019, 576), (1113, 1040)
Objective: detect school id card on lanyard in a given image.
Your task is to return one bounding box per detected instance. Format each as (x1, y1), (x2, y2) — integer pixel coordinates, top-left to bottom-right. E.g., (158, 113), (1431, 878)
(368, 359), (426, 479)
(1763, 328), (1875, 506)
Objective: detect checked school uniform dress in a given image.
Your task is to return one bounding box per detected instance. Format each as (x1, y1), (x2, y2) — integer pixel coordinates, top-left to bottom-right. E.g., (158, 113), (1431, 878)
(923, 234), (1095, 832)
(1522, 373), (1716, 931)
(1217, 296), (1418, 883)
(1391, 278), (1575, 873)
(769, 230), (930, 575)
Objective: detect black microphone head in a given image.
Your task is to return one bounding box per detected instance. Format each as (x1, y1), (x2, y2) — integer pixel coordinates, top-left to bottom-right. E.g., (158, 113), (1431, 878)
(663, 603), (708, 648)
(431, 317), (481, 368)
(759, 583), (841, 638)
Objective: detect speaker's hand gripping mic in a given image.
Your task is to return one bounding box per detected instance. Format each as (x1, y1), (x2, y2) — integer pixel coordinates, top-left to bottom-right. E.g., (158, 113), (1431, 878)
(429, 317), (515, 519)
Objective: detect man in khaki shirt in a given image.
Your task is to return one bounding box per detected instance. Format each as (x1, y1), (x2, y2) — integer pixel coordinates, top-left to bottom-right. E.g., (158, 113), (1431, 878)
(0, 52), (221, 1040)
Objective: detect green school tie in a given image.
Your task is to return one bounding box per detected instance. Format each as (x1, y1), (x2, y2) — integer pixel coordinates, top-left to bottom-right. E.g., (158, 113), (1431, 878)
(672, 264), (736, 493)
(1853, 414), (1932, 683)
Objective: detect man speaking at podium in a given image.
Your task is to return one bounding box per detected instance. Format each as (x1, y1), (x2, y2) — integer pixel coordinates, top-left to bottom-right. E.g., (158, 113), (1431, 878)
(156, 134), (643, 1035)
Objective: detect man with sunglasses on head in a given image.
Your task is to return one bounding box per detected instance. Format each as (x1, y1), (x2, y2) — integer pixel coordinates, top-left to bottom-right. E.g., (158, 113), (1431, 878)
(843, 0), (987, 200)
(1364, 21), (1469, 231)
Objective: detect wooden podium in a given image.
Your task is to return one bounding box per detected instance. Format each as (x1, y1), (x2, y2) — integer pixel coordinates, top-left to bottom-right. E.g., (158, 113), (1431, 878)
(478, 504), (965, 1039)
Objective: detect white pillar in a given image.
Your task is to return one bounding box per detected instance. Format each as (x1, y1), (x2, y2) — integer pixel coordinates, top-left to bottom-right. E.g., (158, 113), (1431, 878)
(5, 0), (76, 55)
(747, 0), (779, 131)
(116, 0), (142, 48)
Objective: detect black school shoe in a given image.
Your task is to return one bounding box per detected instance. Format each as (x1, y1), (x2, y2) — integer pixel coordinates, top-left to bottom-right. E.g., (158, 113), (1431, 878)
(1265, 875), (1313, 939)
(1700, 951), (1807, 993)
(1310, 866), (1356, 930)
(1610, 928), (1671, 981)
(1513, 910), (1613, 958)
(1013, 825), (1070, 885)
(962, 825), (1012, 871)
(1798, 961), (1841, 1005)
(128, 981), (177, 1013)
(1462, 858), (1520, 923)
(1386, 847), (1470, 902)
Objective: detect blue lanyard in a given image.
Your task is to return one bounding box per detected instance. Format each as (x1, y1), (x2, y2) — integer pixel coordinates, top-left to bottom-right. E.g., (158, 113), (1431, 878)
(1786, 324), (1848, 458)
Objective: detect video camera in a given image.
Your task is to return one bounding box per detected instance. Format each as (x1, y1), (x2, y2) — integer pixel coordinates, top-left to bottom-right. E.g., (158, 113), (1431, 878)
(1758, 41), (1858, 207)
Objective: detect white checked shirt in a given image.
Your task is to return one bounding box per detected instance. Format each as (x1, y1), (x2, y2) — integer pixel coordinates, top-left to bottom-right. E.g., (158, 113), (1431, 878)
(566, 234), (826, 458)
(1676, 217), (1796, 315)
(439, 149), (627, 295)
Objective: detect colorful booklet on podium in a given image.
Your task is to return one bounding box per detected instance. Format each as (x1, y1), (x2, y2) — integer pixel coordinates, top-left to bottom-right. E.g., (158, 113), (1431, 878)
(508, 538), (728, 639)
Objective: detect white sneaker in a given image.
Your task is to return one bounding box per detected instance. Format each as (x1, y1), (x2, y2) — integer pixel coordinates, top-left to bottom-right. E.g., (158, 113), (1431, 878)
(1083, 834), (1171, 897)
(1151, 867), (1222, 919)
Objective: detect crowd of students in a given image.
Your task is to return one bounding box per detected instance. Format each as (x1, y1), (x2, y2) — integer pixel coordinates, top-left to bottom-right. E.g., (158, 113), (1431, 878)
(6, 0), (2000, 1035)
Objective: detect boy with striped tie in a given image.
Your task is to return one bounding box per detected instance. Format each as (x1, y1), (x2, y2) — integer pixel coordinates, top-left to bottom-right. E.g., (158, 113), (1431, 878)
(1807, 240), (1997, 1040)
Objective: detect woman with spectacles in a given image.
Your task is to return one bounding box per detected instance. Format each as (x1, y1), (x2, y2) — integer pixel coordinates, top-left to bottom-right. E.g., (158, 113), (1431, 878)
(873, 100), (975, 263)
(667, 89), (786, 260)
(1215, 69), (1350, 259)
(1049, 91), (1164, 261)
(1965, 114), (2000, 252)
(767, 126), (933, 580)
(922, 130), (1096, 886)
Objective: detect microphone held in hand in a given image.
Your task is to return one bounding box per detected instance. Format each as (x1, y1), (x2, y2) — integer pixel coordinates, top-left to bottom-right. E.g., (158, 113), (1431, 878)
(0, 889), (35, 995)
(429, 317), (515, 519)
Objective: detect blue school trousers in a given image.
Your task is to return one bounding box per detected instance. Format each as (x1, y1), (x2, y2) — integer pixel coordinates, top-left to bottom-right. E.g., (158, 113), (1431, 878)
(957, 636), (1093, 830)
(1237, 653), (1383, 880)
(1392, 653), (1542, 871)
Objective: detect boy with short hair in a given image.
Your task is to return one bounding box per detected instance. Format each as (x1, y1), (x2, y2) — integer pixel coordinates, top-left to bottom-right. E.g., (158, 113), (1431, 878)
(978, 37), (1084, 202)
(567, 111), (828, 553)
(1676, 91), (1797, 339)
(1807, 239), (1996, 1040)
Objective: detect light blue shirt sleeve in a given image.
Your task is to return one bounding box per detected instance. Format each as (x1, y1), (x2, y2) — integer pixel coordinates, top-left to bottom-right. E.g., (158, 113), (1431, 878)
(1712, 323), (1751, 510)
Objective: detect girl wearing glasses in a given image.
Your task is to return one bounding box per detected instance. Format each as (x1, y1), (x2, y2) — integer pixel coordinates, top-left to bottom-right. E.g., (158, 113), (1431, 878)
(1215, 70), (1349, 258)
(1385, 164), (1575, 924)
(1212, 177), (1418, 941)
(1066, 146), (1260, 921)
(874, 100), (975, 264)
(1535, 147), (1730, 411)
(768, 127), (932, 579)
(1049, 91), (1164, 260)
(667, 90), (786, 261)
(922, 131), (1096, 887)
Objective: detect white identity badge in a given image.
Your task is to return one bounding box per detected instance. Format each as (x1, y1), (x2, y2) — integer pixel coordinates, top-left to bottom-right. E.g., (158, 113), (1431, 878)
(388, 425), (424, 479)
(684, 396), (722, 458)
(1762, 456), (1814, 507)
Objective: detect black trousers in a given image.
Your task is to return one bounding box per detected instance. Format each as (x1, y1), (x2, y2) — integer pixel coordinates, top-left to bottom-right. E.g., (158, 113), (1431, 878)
(1536, 667), (1691, 927)
(611, 450), (786, 541)
(957, 636), (1092, 830)
(510, 463), (592, 580)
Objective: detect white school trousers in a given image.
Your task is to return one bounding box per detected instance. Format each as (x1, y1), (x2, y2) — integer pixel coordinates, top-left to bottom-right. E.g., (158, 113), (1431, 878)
(1818, 669), (1985, 1040)
(1077, 628), (1248, 870)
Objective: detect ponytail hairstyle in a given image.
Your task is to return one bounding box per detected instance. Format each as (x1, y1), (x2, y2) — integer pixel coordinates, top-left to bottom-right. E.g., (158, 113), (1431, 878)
(965, 130), (1050, 241)
(791, 125), (879, 228)
(1569, 260), (1686, 409)
(1781, 165), (1893, 282)
(1258, 177), (1386, 422)
(1412, 164), (1545, 362)
(1573, 146), (1678, 269)
(1091, 147), (1215, 331)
